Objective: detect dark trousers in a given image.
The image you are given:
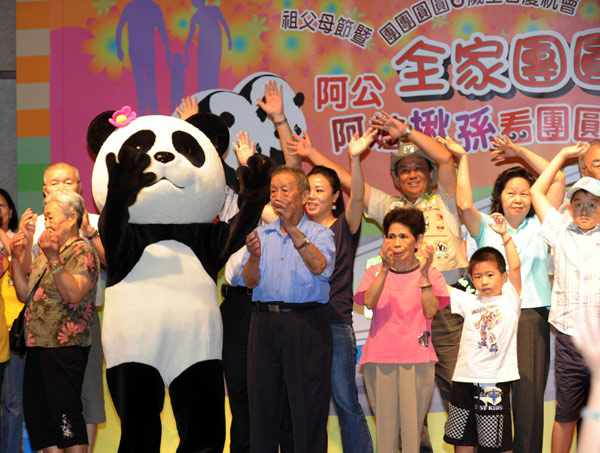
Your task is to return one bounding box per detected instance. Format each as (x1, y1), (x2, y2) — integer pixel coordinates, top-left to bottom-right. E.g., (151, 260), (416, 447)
(424, 304), (464, 452)
(23, 347), (89, 450)
(107, 360), (225, 453)
(512, 307), (550, 453)
(248, 304), (332, 453)
(431, 304), (464, 408)
(221, 288), (254, 453)
(221, 286), (294, 453)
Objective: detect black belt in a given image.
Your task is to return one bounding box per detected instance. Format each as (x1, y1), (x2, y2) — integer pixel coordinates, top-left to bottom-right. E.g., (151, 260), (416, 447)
(252, 302), (324, 313)
(221, 284), (253, 298)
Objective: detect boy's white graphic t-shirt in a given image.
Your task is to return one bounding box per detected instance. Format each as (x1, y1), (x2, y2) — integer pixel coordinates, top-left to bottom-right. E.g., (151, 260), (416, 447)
(450, 281), (521, 383)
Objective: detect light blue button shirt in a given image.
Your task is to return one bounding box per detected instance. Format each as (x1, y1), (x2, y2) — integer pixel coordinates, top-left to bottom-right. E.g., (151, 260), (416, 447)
(237, 215), (336, 303)
(476, 213), (551, 309)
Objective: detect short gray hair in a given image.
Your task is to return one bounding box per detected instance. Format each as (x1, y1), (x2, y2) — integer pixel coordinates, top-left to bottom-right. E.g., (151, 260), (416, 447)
(271, 166), (309, 193)
(44, 190), (85, 228)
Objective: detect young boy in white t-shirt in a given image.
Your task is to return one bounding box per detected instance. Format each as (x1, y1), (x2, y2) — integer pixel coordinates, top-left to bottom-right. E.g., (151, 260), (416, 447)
(444, 213), (521, 453)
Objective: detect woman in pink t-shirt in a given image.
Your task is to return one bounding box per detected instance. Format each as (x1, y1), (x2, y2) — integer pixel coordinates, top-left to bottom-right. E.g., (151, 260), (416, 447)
(354, 207), (449, 453)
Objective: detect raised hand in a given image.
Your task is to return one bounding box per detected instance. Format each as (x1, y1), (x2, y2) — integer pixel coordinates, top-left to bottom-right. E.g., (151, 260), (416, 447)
(271, 196), (294, 227)
(106, 146), (156, 198)
(286, 131), (314, 159)
(436, 136), (467, 157)
(38, 229), (60, 263)
(19, 208), (37, 240)
(490, 135), (524, 162)
(237, 154), (276, 205)
(256, 80), (284, 118)
(175, 96), (199, 121)
(379, 241), (393, 271)
(10, 231), (27, 261)
(488, 213), (508, 236)
(232, 131), (256, 167)
(370, 110), (408, 142)
(80, 209), (99, 239)
(245, 229), (261, 258)
(418, 243), (434, 276)
(559, 141), (590, 160)
(349, 127), (377, 158)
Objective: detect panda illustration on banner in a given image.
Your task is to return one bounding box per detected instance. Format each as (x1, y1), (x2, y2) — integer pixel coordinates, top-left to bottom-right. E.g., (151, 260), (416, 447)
(177, 72), (306, 191)
(87, 107), (273, 452)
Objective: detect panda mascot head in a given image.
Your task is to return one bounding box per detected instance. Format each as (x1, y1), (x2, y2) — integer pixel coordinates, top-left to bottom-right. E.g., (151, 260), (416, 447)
(88, 108), (229, 224)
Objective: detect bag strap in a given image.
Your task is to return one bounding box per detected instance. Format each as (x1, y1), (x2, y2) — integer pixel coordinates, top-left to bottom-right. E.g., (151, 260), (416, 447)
(24, 236), (83, 309)
(23, 268), (47, 310)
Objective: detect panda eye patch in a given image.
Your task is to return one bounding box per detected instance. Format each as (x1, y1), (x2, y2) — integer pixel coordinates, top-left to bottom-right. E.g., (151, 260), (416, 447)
(172, 131), (206, 168)
(122, 130), (156, 153)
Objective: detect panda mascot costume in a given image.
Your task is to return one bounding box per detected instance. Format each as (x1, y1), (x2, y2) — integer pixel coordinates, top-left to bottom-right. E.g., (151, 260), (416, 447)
(87, 108), (273, 452)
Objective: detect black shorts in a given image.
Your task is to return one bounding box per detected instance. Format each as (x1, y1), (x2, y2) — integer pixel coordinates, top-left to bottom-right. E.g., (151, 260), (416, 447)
(23, 346), (90, 450)
(555, 331), (590, 423)
(444, 381), (513, 453)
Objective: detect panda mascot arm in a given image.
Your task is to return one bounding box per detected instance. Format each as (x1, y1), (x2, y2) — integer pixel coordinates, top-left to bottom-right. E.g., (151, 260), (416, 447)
(182, 113), (275, 276)
(87, 110), (163, 286)
(101, 146), (158, 285)
(213, 153), (275, 268)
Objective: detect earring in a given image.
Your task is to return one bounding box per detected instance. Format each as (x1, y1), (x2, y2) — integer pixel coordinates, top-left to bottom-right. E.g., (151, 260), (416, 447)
(332, 204), (337, 211)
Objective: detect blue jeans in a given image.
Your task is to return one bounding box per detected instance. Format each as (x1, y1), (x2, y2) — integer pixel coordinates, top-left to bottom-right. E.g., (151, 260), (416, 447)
(1, 352), (25, 453)
(330, 323), (373, 453)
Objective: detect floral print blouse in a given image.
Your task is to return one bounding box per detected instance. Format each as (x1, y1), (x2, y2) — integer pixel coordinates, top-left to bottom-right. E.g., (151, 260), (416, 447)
(25, 238), (100, 348)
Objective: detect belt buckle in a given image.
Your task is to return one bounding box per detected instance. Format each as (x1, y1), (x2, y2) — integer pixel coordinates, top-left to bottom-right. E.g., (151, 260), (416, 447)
(268, 304), (280, 313)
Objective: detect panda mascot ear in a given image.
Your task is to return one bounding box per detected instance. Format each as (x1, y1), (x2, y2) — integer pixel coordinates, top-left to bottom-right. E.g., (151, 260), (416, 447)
(185, 112), (230, 157)
(87, 110), (117, 157)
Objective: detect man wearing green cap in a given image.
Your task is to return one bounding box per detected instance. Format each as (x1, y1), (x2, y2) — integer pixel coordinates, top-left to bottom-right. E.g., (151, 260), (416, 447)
(287, 111), (467, 452)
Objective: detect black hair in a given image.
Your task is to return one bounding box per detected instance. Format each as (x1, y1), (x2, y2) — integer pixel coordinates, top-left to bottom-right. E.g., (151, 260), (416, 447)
(307, 165), (344, 217)
(383, 207), (425, 239)
(468, 246), (506, 275)
(0, 188), (18, 232)
(490, 166), (536, 218)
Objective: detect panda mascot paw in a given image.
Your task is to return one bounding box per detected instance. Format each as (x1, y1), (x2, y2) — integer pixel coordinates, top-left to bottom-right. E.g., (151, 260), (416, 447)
(106, 145), (156, 201)
(236, 153), (276, 207)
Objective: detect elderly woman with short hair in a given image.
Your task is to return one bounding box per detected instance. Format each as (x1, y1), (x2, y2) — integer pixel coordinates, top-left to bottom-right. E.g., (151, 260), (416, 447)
(11, 190), (99, 453)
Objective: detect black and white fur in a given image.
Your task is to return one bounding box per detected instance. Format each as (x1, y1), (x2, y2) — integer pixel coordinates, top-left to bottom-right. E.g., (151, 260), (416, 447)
(88, 111), (271, 452)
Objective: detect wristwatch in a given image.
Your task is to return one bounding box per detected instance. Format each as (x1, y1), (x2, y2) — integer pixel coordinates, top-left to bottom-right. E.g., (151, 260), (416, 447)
(294, 236), (310, 250)
(402, 124), (413, 138)
(49, 262), (63, 273)
(85, 229), (99, 240)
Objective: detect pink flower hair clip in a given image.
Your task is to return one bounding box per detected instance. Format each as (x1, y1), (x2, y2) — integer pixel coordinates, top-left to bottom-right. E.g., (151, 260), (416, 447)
(109, 106), (137, 127)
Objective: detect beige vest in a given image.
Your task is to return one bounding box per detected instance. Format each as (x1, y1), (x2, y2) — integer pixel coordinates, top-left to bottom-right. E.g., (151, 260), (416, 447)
(387, 190), (468, 273)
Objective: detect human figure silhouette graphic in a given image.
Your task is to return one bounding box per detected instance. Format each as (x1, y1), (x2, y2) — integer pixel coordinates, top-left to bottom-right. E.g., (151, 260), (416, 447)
(116, 0), (171, 114)
(168, 53), (190, 111)
(184, 0), (232, 92)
